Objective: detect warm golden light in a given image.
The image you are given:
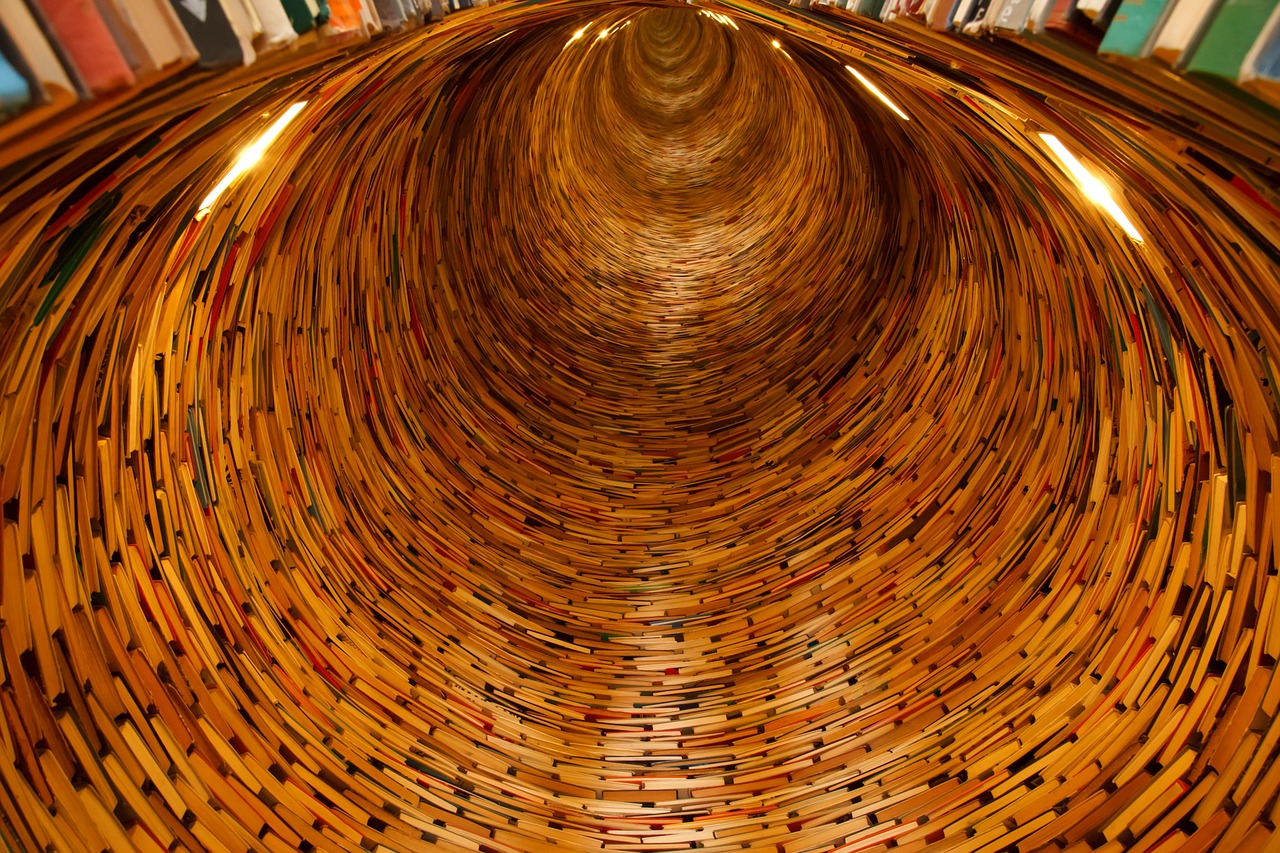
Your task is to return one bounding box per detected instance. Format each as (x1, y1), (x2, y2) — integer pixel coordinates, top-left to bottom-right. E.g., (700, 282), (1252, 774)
(1038, 133), (1144, 243)
(699, 10), (740, 28)
(564, 21), (594, 48)
(196, 101), (307, 220)
(845, 65), (910, 121)
(593, 19), (630, 40)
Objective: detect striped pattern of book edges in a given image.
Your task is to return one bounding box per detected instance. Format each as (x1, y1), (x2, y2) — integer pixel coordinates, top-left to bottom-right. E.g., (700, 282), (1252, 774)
(0, 2), (1279, 851)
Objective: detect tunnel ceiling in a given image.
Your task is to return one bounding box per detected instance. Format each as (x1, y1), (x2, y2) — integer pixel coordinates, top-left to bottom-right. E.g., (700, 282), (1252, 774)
(1, 2), (1279, 850)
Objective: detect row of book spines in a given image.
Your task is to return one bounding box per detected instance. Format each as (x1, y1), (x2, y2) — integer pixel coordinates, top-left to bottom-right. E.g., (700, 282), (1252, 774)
(812, 0), (1280, 92)
(0, 0), (474, 133)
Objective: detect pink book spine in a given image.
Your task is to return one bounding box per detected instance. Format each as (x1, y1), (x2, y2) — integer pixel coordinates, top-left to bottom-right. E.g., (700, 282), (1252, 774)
(34, 0), (136, 94)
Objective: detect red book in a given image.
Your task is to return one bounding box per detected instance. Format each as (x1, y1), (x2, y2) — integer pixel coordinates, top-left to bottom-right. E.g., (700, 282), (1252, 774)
(30, 0), (135, 93)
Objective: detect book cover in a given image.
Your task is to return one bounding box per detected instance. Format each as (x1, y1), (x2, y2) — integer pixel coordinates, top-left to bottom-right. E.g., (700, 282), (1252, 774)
(989, 0), (1036, 33)
(245, 0), (298, 48)
(1152, 0), (1225, 66)
(0, 2), (76, 106)
(93, 0), (148, 70)
(1099, 0), (1177, 56)
(1186, 0), (1279, 79)
(0, 35), (34, 112)
(960, 0), (993, 31)
(952, 0), (980, 26)
(120, 0), (200, 68)
(277, 0), (316, 32)
(928, 0), (963, 27)
(29, 0), (137, 93)
(1241, 4), (1280, 99)
(1042, 0), (1104, 47)
(166, 0), (251, 67)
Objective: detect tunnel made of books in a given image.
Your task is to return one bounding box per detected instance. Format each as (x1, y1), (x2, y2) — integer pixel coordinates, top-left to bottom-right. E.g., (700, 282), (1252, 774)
(1, 1), (1279, 850)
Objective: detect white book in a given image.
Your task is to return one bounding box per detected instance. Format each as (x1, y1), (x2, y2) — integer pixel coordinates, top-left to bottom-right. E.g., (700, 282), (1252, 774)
(1152, 0), (1223, 65)
(952, 0), (981, 27)
(219, 0), (260, 64)
(127, 0), (199, 67)
(1241, 3), (1280, 82)
(98, 0), (197, 72)
(1027, 0), (1058, 31)
(359, 0), (382, 34)
(0, 0), (77, 101)
(246, 0), (299, 49)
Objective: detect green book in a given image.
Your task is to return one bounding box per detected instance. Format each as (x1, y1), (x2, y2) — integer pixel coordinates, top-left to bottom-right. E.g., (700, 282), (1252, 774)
(1186, 0), (1280, 78)
(1099, 0), (1176, 55)
(848, 0), (885, 16)
(279, 0), (317, 32)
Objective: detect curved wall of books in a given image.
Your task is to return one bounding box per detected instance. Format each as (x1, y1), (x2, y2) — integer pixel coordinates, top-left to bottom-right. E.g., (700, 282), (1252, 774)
(1, 2), (1279, 850)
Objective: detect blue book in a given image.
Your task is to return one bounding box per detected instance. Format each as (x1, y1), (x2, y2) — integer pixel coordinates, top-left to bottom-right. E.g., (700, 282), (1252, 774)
(0, 49), (31, 114)
(1241, 5), (1280, 92)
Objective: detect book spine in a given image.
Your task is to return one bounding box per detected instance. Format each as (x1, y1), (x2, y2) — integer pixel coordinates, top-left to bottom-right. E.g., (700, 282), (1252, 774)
(1100, 0), (1176, 56)
(1187, 0), (1280, 79)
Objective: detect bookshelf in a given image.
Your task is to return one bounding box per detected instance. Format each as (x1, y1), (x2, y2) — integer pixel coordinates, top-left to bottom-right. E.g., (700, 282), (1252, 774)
(0, 0), (1279, 850)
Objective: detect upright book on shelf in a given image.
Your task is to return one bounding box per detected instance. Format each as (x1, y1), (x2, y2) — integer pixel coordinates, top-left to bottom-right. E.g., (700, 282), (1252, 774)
(110, 0), (201, 71)
(0, 42), (32, 113)
(1239, 4), (1280, 101)
(1185, 0), (1280, 79)
(166, 0), (255, 67)
(1151, 0), (1226, 66)
(1039, 0), (1105, 46)
(30, 0), (137, 93)
(988, 0), (1036, 33)
(245, 0), (300, 49)
(1098, 0), (1178, 57)
(0, 2), (77, 110)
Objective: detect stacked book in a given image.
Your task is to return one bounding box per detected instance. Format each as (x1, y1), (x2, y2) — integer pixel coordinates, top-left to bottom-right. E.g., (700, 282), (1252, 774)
(0, 0), (1277, 851)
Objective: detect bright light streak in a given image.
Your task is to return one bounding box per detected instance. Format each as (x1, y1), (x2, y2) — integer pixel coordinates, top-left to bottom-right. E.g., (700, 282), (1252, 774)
(771, 38), (791, 59)
(1038, 133), (1144, 243)
(845, 65), (909, 121)
(699, 10), (739, 28)
(593, 19), (631, 41)
(564, 21), (594, 48)
(196, 101), (306, 220)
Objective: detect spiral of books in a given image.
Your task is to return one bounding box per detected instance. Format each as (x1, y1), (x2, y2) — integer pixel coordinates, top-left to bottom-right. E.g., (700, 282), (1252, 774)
(0, 1), (1278, 850)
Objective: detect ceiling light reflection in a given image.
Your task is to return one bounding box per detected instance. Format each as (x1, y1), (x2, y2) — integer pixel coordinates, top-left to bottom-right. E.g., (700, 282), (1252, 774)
(1038, 133), (1144, 243)
(845, 65), (910, 121)
(196, 101), (307, 221)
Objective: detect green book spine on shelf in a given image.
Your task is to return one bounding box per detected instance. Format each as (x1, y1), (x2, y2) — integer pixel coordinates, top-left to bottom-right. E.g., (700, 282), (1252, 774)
(279, 0), (317, 32)
(1099, 0), (1176, 55)
(1186, 0), (1280, 78)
